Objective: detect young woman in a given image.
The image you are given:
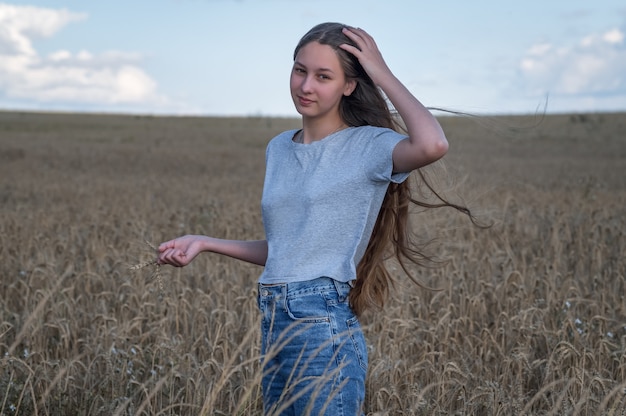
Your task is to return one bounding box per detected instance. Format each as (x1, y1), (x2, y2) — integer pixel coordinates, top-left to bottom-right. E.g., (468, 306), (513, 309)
(158, 22), (459, 415)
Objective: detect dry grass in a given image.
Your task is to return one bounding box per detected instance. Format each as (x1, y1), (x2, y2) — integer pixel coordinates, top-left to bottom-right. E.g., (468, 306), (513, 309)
(0, 110), (625, 414)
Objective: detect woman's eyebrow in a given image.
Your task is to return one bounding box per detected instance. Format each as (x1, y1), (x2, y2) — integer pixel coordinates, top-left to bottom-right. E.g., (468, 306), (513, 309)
(293, 61), (336, 73)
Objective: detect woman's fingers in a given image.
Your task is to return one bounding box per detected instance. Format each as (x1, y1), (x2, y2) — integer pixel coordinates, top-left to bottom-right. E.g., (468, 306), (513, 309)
(342, 26), (375, 50)
(340, 26), (390, 85)
(158, 240), (175, 253)
(158, 247), (185, 267)
(342, 27), (381, 60)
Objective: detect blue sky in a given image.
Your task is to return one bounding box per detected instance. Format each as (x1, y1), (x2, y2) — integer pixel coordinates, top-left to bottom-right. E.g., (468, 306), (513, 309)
(1, 1), (625, 116)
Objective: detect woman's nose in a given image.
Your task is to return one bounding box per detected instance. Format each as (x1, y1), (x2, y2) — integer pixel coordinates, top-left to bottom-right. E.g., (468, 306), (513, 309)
(300, 75), (313, 92)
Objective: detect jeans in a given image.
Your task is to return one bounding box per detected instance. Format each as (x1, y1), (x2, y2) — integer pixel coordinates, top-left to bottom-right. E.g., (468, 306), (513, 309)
(258, 277), (367, 415)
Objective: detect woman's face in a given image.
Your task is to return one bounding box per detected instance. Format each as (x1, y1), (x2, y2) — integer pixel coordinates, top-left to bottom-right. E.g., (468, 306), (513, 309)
(290, 41), (356, 121)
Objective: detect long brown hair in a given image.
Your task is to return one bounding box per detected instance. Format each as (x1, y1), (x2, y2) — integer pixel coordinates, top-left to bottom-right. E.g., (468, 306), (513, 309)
(294, 22), (475, 316)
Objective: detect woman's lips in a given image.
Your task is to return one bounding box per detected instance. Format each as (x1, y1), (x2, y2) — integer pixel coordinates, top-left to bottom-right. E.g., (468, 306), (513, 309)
(298, 96), (314, 106)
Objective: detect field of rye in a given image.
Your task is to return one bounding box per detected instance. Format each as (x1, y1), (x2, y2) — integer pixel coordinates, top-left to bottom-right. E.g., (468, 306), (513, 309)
(0, 110), (625, 415)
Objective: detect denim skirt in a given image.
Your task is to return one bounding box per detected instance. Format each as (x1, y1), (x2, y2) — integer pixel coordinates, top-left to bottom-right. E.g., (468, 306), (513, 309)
(257, 277), (367, 415)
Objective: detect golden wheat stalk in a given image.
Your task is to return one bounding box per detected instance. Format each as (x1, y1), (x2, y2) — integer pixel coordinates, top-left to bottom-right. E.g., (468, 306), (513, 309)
(129, 240), (164, 298)
(129, 259), (158, 270)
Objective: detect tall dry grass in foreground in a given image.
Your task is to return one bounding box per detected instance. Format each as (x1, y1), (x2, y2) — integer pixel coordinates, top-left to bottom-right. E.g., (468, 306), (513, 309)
(0, 111), (625, 415)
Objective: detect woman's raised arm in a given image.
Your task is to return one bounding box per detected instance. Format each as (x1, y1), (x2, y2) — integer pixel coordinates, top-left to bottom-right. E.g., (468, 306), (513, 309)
(340, 27), (449, 173)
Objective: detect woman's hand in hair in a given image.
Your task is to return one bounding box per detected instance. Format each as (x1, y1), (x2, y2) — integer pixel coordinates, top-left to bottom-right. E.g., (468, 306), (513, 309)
(339, 27), (393, 87)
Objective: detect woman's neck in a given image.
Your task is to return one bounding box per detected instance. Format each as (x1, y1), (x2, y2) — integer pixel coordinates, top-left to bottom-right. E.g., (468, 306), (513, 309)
(300, 117), (347, 144)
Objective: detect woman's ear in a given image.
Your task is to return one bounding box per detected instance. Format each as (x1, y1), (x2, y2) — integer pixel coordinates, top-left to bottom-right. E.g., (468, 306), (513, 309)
(344, 79), (357, 96)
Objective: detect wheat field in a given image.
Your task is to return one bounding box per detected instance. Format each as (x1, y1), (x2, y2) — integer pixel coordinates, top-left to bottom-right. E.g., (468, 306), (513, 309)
(0, 110), (625, 415)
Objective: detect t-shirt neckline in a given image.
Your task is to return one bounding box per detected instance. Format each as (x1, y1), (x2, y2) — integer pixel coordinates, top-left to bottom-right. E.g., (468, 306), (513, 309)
(291, 127), (355, 146)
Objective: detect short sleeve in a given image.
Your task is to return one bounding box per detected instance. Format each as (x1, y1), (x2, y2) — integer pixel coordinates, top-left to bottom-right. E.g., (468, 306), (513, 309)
(365, 129), (410, 184)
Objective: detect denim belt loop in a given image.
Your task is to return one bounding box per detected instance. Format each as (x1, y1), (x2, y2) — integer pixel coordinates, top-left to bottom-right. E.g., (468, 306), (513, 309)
(332, 278), (348, 303)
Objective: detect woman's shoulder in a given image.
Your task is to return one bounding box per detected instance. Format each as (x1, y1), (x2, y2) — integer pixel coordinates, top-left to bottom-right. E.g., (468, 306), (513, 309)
(345, 125), (405, 143)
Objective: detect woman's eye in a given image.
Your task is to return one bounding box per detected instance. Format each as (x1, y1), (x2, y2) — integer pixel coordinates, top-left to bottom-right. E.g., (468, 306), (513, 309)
(294, 67), (305, 74)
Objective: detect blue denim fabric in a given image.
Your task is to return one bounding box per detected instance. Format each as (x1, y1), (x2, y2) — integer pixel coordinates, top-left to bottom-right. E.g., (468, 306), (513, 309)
(258, 277), (367, 415)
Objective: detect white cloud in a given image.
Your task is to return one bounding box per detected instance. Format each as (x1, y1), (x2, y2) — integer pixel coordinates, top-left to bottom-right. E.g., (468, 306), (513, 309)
(0, 3), (166, 109)
(49, 50), (71, 61)
(519, 27), (626, 99)
(0, 3), (85, 56)
(527, 42), (552, 56)
(603, 28), (624, 45)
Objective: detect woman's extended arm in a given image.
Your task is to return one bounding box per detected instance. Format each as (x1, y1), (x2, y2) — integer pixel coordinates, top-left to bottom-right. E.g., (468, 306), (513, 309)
(340, 27), (449, 173)
(158, 235), (267, 267)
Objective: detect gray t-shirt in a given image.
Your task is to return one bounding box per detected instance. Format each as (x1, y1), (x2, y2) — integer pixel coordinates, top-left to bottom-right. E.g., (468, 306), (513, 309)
(258, 125), (409, 284)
